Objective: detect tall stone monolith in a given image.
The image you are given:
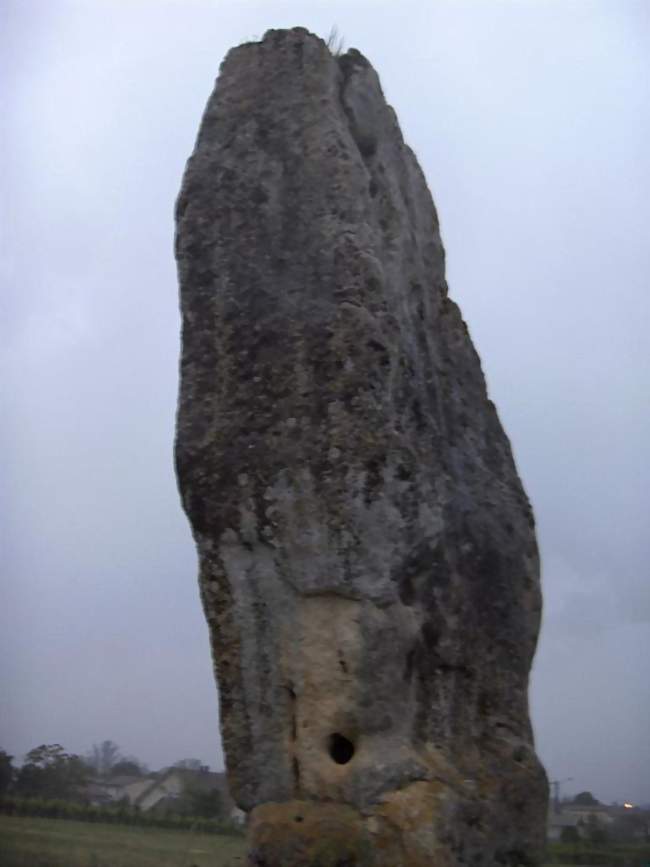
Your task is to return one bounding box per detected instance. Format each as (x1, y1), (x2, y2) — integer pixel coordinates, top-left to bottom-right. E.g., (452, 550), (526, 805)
(175, 27), (547, 867)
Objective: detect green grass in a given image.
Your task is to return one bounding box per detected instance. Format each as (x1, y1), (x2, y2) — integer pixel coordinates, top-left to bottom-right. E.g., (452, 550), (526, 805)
(0, 815), (248, 867)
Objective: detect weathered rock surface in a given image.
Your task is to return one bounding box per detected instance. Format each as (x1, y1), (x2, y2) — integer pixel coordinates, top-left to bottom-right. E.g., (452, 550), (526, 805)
(175, 27), (547, 867)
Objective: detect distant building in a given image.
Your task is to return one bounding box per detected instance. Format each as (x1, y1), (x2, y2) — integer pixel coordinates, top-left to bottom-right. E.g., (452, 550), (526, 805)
(82, 766), (244, 823)
(83, 774), (142, 806)
(547, 811), (581, 841)
(548, 800), (622, 841)
(121, 776), (155, 805)
(128, 766), (234, 816)
(562, 803), (614, 826)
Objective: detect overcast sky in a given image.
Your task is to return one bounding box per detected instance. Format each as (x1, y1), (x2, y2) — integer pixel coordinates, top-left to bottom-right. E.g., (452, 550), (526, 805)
(2, 0), (648, 805)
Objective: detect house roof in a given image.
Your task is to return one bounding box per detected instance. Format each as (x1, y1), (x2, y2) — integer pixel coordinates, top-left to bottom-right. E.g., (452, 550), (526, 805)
(104, 775), (143, 787)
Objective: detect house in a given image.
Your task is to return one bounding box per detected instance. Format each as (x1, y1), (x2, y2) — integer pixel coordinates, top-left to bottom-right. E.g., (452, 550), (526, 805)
(84, 766), (244, 823)
(128, 767), (234, 817)
(562, 803), (615, 827)
(83, 780), (115, 807)
(102, 775), (145, 802)
(547, 810), (582, 841)
(83, 774), (143, 806)
(122, 776), (157, 805)
(548, 802), (619, 842)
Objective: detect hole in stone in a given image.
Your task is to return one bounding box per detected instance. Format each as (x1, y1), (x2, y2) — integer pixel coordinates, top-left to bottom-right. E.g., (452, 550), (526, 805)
(328, 733), (355, 765)
(294, 815), (303, 823)
(396, 463), (412, 482)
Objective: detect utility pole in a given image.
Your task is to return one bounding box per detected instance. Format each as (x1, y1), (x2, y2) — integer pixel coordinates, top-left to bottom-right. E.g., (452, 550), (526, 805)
(550, 778), (573, 813)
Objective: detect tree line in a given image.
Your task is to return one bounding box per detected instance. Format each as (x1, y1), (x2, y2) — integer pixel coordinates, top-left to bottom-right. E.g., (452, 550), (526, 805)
(1, 744), (91, 801)
(0, 742), (238, 832)
(1, 741), (214, 805)
(0, 794), (242, 836)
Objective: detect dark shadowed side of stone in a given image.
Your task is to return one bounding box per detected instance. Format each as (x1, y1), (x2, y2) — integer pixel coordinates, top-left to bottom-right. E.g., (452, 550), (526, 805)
(175, 27), (547, 867)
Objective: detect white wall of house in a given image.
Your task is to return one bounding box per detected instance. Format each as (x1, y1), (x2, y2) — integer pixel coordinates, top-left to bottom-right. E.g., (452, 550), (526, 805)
(123, 777), (157, 806)
(137, 771), (190, 811)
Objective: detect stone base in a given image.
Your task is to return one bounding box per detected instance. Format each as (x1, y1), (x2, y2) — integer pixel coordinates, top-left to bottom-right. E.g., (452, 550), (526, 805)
(246, 770), (546, 867)
(247, 785), (458, 867)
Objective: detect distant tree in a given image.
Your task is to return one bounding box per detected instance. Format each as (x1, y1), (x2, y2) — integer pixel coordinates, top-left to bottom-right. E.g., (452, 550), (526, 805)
(583, 811), (609, 846)
(560, 825), (580, 844)
(183, 783), (224, 819)
(573, 791), (599, 806)
(15, 744), (89, 800)
(173, 758), (204, 771)
(610, 810), (648, 843)
(86, 740), (122, 777)
(110, 759), (145, 777)
(0, 750), (14, 794)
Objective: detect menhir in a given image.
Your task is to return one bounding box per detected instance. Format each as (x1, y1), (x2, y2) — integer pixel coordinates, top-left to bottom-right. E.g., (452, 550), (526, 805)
(175, 27), (547, 867)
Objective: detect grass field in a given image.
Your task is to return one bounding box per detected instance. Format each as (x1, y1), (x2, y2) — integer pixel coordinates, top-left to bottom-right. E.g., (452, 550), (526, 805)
(0, 815), (248, 867)
(5, 815), (643, 867)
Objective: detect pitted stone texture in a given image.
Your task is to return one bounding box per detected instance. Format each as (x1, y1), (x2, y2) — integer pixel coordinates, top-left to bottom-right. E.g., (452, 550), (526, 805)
(176, 26), (547, 866)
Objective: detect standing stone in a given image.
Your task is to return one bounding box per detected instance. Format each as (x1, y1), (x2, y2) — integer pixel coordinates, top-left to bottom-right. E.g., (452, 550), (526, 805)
(175, 27), (547, 867)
